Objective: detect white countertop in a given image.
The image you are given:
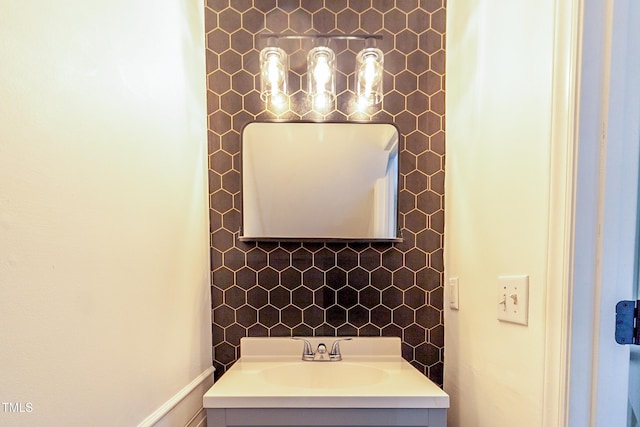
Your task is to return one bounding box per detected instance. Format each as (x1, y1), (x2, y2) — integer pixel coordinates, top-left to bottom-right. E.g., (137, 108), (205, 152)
(203, 337), (449, 409)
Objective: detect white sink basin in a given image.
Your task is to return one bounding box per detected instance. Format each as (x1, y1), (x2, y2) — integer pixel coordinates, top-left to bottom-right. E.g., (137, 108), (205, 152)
(203, 337), (449, 410)
(262, 362), (388, 389)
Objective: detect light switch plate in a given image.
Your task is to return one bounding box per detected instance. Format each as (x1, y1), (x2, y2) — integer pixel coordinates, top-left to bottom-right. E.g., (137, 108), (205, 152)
(448, 277), (459, 310)
(497, 275), (529, 325)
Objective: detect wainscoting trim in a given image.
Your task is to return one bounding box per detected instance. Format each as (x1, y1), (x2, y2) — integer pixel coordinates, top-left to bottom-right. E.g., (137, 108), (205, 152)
(137, 366), (215, 427)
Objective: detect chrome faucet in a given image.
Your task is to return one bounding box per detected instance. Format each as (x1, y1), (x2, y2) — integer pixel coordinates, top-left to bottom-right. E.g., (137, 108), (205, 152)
(292, 337), (352, 362)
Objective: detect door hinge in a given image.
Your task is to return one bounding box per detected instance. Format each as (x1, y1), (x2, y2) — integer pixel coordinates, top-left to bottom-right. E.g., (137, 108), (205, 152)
(615, 300), (640, 345)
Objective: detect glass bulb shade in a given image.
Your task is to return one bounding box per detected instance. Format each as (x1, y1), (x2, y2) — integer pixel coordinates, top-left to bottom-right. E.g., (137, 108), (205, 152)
(307, 46), (336, 109)
(259, 47), (288, 104)
(355, 47), (384, 106)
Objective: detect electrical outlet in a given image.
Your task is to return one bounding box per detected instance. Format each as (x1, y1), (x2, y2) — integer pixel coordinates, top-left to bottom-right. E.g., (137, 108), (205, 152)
(497, 275), (529, 325)
(448, 277), (459, 310)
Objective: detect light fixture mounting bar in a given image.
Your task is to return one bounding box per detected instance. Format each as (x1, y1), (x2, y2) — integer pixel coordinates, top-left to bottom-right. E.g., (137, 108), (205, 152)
(257, 34), (382, 41)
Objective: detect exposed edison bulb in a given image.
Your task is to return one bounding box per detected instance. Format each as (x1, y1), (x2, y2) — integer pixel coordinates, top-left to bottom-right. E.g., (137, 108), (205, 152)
(313, 55), (332, 85)
(355, 47), (383, 107)
(307, 46), (336, 111)
(360, 54), (382, 92)
(267, 53), (285, 86)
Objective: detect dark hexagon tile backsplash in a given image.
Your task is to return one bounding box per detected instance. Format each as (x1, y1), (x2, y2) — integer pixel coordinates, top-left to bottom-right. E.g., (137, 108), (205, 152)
(206, 0), (445, 385)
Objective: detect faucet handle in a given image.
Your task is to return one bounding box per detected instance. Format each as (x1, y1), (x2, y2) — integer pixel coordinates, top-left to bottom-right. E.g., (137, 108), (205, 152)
(292, 337), (314, 361)
(329, 337), (352, 361)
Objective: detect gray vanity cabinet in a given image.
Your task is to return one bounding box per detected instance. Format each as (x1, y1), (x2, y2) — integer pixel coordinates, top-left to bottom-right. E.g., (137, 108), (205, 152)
(206, 407), (446, 427)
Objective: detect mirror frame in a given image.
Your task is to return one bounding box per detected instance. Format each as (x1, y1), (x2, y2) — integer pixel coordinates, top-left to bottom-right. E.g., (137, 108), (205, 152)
(238, 121), (403, 243)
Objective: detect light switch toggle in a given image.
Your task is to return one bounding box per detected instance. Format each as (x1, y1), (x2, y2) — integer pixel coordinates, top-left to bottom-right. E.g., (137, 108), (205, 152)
(448, 277), (459, 310)
(497, 275), (529, 325)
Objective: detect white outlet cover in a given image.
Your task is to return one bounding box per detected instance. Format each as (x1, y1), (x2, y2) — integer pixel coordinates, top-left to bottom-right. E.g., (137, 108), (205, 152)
(497, 275), (529, 325)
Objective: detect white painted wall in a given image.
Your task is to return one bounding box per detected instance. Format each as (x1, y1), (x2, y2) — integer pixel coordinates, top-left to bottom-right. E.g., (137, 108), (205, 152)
(444, 1), (556, 426)
(0, 0), (211, 426)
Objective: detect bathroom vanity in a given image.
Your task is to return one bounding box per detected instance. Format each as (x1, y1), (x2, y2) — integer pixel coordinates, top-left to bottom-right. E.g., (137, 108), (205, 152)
(203, 337), (449, 427)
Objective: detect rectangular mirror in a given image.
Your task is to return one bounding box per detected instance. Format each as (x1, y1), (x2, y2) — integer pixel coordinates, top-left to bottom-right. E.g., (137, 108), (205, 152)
(240, 122), (401, 242)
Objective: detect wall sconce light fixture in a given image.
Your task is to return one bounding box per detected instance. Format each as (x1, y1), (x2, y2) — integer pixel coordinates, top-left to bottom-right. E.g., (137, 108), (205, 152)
(355, 41), (384, 108)
(307, 42), (336, 111)
(259, 39), (288, 110)
(258, 34), (383, 113)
